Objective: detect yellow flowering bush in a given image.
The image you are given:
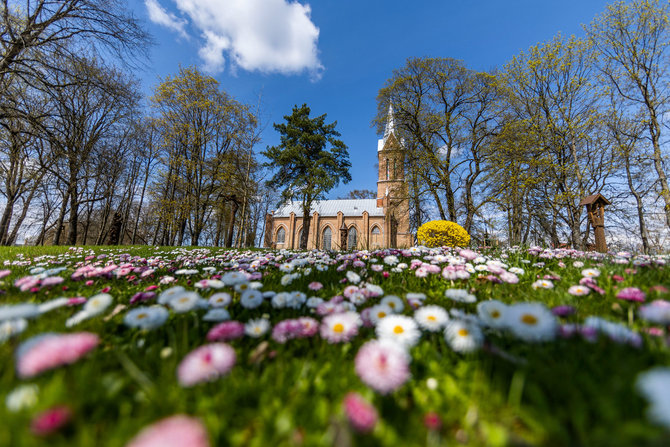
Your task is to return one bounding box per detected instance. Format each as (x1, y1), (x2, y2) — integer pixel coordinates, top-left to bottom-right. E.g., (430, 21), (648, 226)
(417, 220), (470, 248)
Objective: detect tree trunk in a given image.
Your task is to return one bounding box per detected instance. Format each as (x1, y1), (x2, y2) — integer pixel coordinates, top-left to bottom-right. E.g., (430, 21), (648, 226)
(66, 183), (79, 245)
(0, 197), (16, 246)
(225, 200), (239, 248)
(52, 191), (70, 245)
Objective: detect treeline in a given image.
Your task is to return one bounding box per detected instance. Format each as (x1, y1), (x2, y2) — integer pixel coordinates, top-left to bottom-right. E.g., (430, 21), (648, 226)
(376, 0), (670, 253)
(0, 1), (273, 247)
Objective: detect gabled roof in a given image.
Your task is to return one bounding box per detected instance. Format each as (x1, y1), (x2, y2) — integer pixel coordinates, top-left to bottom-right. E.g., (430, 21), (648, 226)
(579, 193), (611, 206)
(273, 199), (385, 217)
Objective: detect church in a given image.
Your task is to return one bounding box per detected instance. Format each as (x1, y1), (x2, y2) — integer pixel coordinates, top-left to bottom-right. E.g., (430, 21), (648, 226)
(264, 106), (411, 250)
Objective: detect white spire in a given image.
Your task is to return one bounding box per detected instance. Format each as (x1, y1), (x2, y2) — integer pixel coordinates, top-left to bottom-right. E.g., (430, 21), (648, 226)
(383, 103), (395, 139)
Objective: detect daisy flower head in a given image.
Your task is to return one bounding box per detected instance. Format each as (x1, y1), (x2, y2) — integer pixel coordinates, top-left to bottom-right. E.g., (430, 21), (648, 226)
(320, 311), (361, 343)
(177, 343), (236, 387)
(6, 384), (39, 413)
(368, 304), (392, 325)
(126, 415), (210, 447)
(158, 286), (186, 305)
(83, 293), (113, 316)
(278, 263), (294, 273)
(505, 302), (557, 342)
(383, 255), (399, 266)
(616, 287), (646, 303)
(16, 332), (99, 378)
(0, 303), (40, 322)
(346, 271), (361, 284)
(444, 319), (484, 353)
(234, 282), (251, 293)
(444, 288), (477, 303)
(636, 367), (670, 429)
(639, 301), (670, 325)
(124, 306), (169, 330)
(244, 318), (270, 338)
(354, 339), (410, 394)
(202, 308), (231, 322)
(168, 291), (201, 313)
(207, 321), (245, 341)
(0, 318), (28, 342)
(581, 268), (600, 278)
(414, 305), (449, 332)
(208, 292), (231, 308)
(343, 392), (378, 433)
(567, 285), (590, 296)
(380, 295), (404, 313)
(476, 300), (508, 329)
(531, 279), (554, 290)
(376, 314), (421, 348)
(240, 289), (263, 309)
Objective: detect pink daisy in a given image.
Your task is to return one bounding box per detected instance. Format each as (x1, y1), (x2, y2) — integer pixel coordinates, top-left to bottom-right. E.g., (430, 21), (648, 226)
(616, 287), (646, 303)
(177, 343), (236, 387)
(16, 332), (100, 378)
(206, 321), (245, 342)
(320, 312), (361, 343)
(126, 415), (210, 447)
(343, 392), (378, 433)
(354, 339), (410, 394)
(308, 281), (323, 291)
(31, 406), (72, 436)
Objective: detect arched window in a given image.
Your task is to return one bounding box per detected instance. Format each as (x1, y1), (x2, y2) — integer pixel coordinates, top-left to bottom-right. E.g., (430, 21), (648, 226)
(392, 159), (396, 179)
(385, 158), (389, 180)
(276, 227), (286, 244)
(322, 227), (332, 250)
(347, 226), (357, 250)
(297, 228), (304, 248)
(371, 226), (381, 235)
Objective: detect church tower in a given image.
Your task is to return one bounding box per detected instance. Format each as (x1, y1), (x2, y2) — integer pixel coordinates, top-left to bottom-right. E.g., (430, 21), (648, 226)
(377, 105), (411, 248)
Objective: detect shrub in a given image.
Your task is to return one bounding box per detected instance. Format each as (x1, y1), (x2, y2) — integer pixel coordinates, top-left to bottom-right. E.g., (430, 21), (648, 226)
(417, 220), (470, 248)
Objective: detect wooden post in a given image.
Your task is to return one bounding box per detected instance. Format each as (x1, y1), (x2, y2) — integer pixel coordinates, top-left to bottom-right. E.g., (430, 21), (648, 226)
(579, 194), (610, 253)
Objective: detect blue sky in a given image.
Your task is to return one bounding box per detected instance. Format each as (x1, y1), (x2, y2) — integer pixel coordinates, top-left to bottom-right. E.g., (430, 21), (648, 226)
(133, 0), (613, 199)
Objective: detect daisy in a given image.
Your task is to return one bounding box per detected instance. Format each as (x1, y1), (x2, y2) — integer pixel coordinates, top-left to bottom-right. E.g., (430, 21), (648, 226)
(221, 271), (248, 286)
(124, 306), (169, 330)
(158, 286), (187, 305)
(505, 303), (557, 342)
(376, 314), (421, 348)
(16, 332), (99, 378)
(444, 319), (483, 353)
(168, 292), (201, 313)
(380, 295), (404, 313)
(306, 297), (324, 308)
(83, 293), (113, 316)
(581, 268), (600, 278)
(444, 288), (477, 303)
(244, 318), (270, 338)
(177, 343), (236, 387)
(0, 303), (40, 322)
(414, 305), (449, 332)
(346, 271), (361, 284)
(271, 292), (290, 309)
(477, 300), (507, 329)
(278, 263), (294, 273)
(202, 308), (231, 322)
(639, 301), (670, 325)
(567, 285), (590, 296)
(354, 339), (410, 394)
(6, 384), (38, 413)
(126, 415), (210, 447)
(208, 292), (231, 308)
(0, 319), (28, 343)
(343, 392), (378, 433)
(636, 367), (670, 429)
(368, 304), (392, 325)
(616, 287), (646, 303)
(320, 312), (361, 343)
(37, 298), (70, 314)
(240, 289), (263, 309)
(206, 321), (245, 341)
(531, 279), (554, 289)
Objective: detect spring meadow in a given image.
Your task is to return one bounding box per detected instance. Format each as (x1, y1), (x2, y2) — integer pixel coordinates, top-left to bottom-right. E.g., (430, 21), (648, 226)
(4, 0), (670, 446)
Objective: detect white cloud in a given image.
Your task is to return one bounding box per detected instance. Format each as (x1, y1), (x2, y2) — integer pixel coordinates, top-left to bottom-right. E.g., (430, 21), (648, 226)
(157, 0), (323, 77)
(145, 0), (189, 39)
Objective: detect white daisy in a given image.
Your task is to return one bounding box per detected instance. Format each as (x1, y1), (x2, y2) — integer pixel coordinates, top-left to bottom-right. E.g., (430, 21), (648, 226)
(636, 367), (670, 429)
(505, 303), (557, 342)
(376, 314), (421, 348)
(278, 263), (294, 273)
(567, 285), (590, 296)
(221, 271), (248, 286)
(0, 319), (28, 342)
(271, 292), (290, 309)
(0, 303), (40, 321)
(158, 286), (186, 305)
(444, 288), (477, 303)
(83, 293), (113, 316)
(240, 289), (263, 309)
(414, 305), (449, 332)
(38, 297), (70, 314)
(208, 292), (232, 308)
(124, 306), (169, 330)
(368, 304), (393, 325)
(346, 271), (361, 284)
(168, 291), (201, 313)
(581, 268), (600, 278)
(380, 295), (404, 313)
(444, 319), (484, 353)
(477, 300), (508, 329)
(306, 297), (324, 308)
(245, 318), (270, 338)
(202, 308), (231, 322)
(531, 279), (554, 289)
(5, 384), (38, 412)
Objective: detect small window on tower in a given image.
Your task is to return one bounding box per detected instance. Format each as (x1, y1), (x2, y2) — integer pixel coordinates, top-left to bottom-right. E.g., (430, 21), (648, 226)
(393, 159), (396, 179)
(385, 158), (389, 180)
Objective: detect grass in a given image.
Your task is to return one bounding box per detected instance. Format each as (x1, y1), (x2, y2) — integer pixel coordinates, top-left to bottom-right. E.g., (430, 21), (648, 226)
(0, 245), (668, 446)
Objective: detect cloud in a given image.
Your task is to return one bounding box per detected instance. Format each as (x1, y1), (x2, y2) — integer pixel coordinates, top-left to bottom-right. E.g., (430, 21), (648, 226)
(145, 0), (189, 39)
(155, 0), (323, 77)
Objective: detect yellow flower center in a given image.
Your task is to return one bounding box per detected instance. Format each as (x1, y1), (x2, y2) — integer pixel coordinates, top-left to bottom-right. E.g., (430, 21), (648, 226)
(388, 302), (395, 309)
(393, 325), (404, 334)
(136, 313), (147, 320)
(333, 323), (344, 333)
(179, 297), (190, 303)
(427, 315), (436, 322)
(458, 328), (469, 337)
(378, 312), (386, 318)
(491, 310), (500, 318)
(521, 314), (538, 325)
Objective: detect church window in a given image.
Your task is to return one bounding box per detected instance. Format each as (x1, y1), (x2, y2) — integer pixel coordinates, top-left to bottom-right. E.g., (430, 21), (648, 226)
(371, 226), (381, 235)
(276, 227), (285, 244)
(385, 158), (389, 180)
(322, 227), (332, 250)
(347, 227), (357, 250)
(393, 159), (396, 179)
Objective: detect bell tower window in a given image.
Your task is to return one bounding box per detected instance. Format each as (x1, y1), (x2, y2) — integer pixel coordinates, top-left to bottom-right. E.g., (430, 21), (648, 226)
(385, 158), (389, 180)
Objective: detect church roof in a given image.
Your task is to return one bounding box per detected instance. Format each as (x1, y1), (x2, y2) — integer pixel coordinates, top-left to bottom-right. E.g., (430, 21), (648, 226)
(273, 199), (385, 217)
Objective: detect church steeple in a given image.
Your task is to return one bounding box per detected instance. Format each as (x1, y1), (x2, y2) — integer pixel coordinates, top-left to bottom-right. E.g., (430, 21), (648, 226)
(383, 104), (395, 140)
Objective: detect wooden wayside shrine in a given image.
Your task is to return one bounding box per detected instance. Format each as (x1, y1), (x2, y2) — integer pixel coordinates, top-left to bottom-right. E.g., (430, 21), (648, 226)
(579, 193), (610, 253)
